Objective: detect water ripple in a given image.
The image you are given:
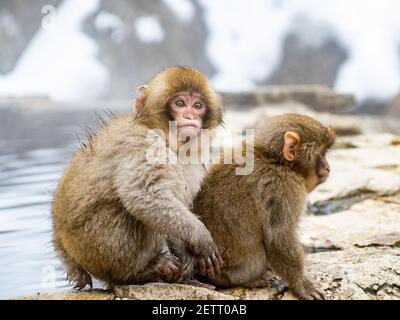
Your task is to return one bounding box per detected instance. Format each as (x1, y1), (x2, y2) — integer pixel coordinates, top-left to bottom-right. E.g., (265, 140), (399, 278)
(0, 148), (73, 299)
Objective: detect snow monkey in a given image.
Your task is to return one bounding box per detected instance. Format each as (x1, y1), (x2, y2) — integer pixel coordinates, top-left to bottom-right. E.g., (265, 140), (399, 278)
(52, 66), (223, 289)
(193, 114), (335, 299)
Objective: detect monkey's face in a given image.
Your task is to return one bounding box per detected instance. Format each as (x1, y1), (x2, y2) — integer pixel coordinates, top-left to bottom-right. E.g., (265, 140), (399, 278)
(316, 152), (330, 183)
(169, 92), (207, 138)
(281, 130), (332, 192)
(305, 151), (331, 192)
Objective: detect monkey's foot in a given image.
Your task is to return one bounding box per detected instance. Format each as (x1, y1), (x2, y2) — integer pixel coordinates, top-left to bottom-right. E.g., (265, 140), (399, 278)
(185, 279), (216, 290)
(67, 267), (93, 290)
(242, 276), (269, 289)
(291, 278), (326, 300)
(152, 254), (182, 283)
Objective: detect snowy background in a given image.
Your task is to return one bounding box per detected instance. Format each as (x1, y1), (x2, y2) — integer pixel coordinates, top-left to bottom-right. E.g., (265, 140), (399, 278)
(1, 0), (400, 111)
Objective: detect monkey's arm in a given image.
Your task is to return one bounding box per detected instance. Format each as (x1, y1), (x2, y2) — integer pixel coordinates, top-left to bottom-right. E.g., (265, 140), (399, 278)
(113, 154), (222, 275)
(114, 156), (203, 239)
(262, 195), (325, 300)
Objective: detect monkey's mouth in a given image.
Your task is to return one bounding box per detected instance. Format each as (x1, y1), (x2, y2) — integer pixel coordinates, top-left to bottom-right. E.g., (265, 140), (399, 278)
(178, 120), (201, 129)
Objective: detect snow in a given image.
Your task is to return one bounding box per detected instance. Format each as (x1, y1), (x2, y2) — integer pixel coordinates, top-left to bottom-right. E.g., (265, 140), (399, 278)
(162, 0), (195, 23)
(94, 10), (126, 43)
(199, 0), (291, 92)
(134, 16), (165, 44)
(200, 0), (400, 101)
(1, 0), (400, 102)
(0, 0), (109, 102)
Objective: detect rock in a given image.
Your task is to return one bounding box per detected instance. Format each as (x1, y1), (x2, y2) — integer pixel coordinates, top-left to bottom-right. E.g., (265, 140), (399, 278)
(16, 246), (400, 300)
(114, 283), (234, 300)
(387, 94), (400, 116)
(266, 18), (348, 89)
(12, 290), (113, 300)
(309, 134), (400, 207)
(305, 247), (400, 300)
(302, 198), (400, 250)
(84, 0), (214, 99)
(220, 85), (355, 112)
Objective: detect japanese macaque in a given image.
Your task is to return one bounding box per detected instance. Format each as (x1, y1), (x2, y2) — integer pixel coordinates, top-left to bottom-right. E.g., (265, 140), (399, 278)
(52, 66), (223, 289)
(193, 114), (335, 299)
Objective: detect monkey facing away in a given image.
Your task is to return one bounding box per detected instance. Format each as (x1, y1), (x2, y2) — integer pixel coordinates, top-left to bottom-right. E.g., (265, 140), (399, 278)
(52, 66), (223, 289)
(193, 114), (336, 299)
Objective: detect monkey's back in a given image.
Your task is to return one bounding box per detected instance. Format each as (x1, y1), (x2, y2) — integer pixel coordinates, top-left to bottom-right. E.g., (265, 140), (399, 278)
(194, 154), (306, 268)
(194, 157), (267, 266)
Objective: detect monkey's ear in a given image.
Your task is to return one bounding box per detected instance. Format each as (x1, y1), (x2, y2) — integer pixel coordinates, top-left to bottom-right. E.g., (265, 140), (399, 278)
(135, 85), (148, 111)
(283, 131), (300, 161)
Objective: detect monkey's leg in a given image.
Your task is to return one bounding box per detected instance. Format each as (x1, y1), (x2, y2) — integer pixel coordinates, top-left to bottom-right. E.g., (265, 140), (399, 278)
(209, 247), (269, 288)
(54, 238), (93, 290)
(265, 232), (326, 300)
(242, 275), (270, 288)
(241, 271), (287, 292)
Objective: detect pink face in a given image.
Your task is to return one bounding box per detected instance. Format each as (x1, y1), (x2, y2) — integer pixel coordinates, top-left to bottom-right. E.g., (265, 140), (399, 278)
(316, 153), (331, 184)
(169, 92), (207, 137)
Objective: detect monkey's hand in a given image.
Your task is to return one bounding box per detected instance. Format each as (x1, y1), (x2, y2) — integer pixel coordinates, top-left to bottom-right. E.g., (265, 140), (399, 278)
(187, 225), (223, 279)
(291, 277), (326, 300)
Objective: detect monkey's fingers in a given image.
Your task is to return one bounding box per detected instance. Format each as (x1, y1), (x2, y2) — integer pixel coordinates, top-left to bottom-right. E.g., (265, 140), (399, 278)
(206, 257), (216, 279)
(198, 259), (207, 276)
(161, 264), (174, 282)
(169, 263), (183, 282)
(168, 254), (181, 264)
(311, 289), (326, 300)
(166, 257), (182, 282)
(213, 246), (224, 267)
(210, 253), (221, 275)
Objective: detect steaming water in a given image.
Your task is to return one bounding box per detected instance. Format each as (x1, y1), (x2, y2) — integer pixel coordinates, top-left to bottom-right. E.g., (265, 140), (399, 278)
(0, 148), (74, 299)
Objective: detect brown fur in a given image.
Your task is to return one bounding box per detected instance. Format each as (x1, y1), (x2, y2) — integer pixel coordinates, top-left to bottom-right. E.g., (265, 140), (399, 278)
(52, 66), (223, 288)
(193, 114), (335, 299)
(136, 66), (223, 132)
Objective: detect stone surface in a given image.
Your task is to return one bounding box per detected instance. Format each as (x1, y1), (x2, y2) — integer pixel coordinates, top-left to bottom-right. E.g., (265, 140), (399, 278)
(306, 247), (400, 300)
(387, 94), (400, 116)
(16, 246), (400, 300)
(12, 290), (114, 300)
(84, 0), (214, 99)
(220, 85), (355, 112)
(114, 283), (234, 300)
(302, 198), (400, 250)
(266, 18), (348, 89)
(309, 134), (400, 206)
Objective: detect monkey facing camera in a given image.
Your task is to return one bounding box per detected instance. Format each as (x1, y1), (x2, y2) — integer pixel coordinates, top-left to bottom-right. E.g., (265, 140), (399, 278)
(193, 114), (336, 300)
(52, 66), (223, 289)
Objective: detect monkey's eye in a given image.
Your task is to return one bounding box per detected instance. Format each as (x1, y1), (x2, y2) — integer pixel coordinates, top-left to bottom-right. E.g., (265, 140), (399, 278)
(175, 99), (185, 108)
(194, 102), (203, 109)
